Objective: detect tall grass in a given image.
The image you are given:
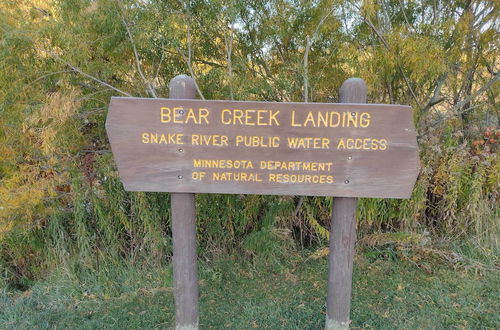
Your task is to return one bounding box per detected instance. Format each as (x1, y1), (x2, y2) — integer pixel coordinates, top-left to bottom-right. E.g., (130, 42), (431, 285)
(1, 128), (497, 289)
(0, 93), (497, 290)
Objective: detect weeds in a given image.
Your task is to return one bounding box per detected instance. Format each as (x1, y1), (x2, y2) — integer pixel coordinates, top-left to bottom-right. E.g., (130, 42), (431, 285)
(1, 247), (498, 329)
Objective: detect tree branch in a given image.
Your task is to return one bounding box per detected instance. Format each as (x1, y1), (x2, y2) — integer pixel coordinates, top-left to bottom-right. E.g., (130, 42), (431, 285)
(223, 24), (235, 100)
(450, 73), (499, 113)
(175, 20), (205, 100)
(27, 70), (73, 87)
(422, 73), (448, 114)
(398, 0), (415, 32)
(40, 48), (132, 97)
(296, 2), (336, 216)
(430, 103), (486, 127)
(303, 35), (311, 103)
(296, 35), (312, 216)
(311, 6), (335, 40)
(305, 6), (336, 97)
(186, 22), (205, 99)
(363, 16), (422, 108)
(154, 50), (165, 83)
(121, 16), (157, 98)
(430, 73), (499, 126)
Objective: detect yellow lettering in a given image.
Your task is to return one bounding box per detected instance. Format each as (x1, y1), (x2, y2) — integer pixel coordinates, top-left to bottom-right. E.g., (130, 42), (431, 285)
(291, 111), (302, 127)
(168, 133), (176, 144)
(317, 111), (328, 127)
(257, 110), (267, 126)
(287, 137), (329, 149)
(303, 112), (316, 127)
(199, 108), (209, 124)
(221, 135), (228, 146)
(347, 112), (358, 127)
(379, 139), (387, 150)
(185, 108), (196, 124)
(363, 138), (371, 150)
(235, 135), (280, 148)
(191, 134), (229, 146)
(245, 110), (256, 125)
(221, 109), (231, 124)
(233, 109), (244, 125)
(269, 110), (280, 126)
(337, 138), (346, 149)
(330, 112), (341, 127)
(360, 112), (370, 127)
(355, 138), (363, 149)
(160, 107), (171, 123)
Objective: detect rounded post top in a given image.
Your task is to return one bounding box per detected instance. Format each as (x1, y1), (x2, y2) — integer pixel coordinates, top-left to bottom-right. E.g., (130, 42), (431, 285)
(169, 75), (198, 99)
(339, 78), (367, 104)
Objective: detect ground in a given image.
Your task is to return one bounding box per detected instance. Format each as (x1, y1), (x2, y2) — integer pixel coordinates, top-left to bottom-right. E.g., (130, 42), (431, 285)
(1, 246), (498, 329)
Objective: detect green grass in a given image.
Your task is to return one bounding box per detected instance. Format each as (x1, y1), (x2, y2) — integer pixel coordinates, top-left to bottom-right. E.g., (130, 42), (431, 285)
(1, 248), (498, 329)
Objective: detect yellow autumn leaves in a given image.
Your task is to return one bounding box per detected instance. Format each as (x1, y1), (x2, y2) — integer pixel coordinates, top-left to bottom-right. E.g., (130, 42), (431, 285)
(0, 89), (81, 237)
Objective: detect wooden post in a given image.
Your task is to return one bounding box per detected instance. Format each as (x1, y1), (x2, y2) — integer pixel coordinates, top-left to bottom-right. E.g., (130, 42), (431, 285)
(325, 78), (367, 330)
(169, 75), (199, 330)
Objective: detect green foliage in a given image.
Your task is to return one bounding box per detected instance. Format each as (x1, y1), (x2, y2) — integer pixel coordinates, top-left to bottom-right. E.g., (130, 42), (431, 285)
(0, 0), (498, 287)
(1, 251), (498, 328)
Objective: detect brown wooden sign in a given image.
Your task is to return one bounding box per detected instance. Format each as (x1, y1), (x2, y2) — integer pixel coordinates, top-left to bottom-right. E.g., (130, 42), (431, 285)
(106, 97), (420, 198)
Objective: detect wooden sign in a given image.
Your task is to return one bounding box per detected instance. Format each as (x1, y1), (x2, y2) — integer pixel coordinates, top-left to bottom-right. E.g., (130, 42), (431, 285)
(106, 97), (419, 198)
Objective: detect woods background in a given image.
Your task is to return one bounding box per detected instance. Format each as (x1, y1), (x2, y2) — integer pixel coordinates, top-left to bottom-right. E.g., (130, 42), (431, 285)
(0, 0), (498, 289)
